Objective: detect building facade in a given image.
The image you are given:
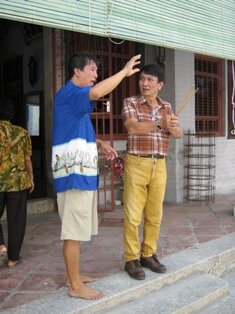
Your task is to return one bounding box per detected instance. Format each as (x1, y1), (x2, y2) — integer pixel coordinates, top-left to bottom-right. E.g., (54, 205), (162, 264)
(0, 1), (234, 210)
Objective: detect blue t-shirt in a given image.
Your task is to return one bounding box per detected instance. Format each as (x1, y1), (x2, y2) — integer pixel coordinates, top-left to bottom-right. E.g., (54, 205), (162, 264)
(52, 81), (98, 192)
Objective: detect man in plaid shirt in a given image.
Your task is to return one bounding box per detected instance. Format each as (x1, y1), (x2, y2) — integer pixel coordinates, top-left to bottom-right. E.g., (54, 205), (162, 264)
(122, 63), (182, 280)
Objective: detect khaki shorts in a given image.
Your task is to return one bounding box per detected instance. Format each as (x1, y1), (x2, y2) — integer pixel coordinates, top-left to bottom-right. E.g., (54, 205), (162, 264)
(57, 189), (98, 241)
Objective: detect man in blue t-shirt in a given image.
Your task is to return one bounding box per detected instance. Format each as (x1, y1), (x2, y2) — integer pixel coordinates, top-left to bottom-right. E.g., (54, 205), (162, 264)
(52, 52), (141, 300)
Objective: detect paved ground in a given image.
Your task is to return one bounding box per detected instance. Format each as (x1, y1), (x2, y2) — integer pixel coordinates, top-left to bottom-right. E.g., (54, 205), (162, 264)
(0, 193), (235, 312)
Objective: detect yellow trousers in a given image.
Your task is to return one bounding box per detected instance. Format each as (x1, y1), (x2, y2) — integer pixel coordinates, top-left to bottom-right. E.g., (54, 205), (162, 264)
(123, 154), (167, 261)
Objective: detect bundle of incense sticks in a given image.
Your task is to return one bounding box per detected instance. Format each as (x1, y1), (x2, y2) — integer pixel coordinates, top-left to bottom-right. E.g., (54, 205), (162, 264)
(176, 86), (199, 116)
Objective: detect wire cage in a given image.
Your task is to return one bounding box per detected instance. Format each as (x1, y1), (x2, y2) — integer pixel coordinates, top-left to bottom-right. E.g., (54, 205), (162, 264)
(184, 130), (216, 204)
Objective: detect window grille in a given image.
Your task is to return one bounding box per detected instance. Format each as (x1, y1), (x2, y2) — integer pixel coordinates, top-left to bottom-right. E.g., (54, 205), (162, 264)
(195, 55), (222, 136)
(64, 32), (139, 140)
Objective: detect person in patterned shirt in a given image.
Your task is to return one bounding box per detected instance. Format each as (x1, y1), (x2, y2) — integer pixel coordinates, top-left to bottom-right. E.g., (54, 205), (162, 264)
(0, 98), (34, 267)
(52, 52), (141, 300)
(122, 64), (183, 280)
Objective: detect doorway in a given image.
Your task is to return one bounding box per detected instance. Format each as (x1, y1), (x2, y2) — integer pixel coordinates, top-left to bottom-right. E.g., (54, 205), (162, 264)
(0, 19), (46, 198)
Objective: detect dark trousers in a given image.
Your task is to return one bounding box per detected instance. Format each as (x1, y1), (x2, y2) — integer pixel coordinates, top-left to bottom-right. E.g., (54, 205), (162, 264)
(0, 190), (27, 261)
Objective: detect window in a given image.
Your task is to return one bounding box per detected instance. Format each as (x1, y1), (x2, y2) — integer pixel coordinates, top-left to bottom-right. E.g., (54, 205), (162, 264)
(195, 55), (222, 135)
(64, 32), (139, 140)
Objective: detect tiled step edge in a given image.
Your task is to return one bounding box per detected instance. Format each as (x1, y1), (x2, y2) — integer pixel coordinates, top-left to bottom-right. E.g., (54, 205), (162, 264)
(101, 273), (229, 314)
(2, 232), (235, 314)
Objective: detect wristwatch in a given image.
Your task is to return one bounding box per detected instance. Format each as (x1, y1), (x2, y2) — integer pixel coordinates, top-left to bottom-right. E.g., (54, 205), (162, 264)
(155, 118), (162, 129)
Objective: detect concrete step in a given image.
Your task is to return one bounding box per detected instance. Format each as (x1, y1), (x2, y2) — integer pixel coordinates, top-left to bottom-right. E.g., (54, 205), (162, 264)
(102, 273), (228, 314)
(199, 294), (235, 314)
(2, 232), (235, 314)
(199, 268), (235, 314)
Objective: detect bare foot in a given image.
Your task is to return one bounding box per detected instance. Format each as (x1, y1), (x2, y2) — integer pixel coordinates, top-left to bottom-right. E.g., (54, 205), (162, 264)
(8, 260), (19, 267)
(0, 245), (7, 254)
(66, 276), (98, 286)
(81, 276), (98, 283)
(69, 283), (104, 300)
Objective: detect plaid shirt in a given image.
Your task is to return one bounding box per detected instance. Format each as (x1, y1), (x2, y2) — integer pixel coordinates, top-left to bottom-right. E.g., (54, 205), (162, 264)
(122, 95), (174, 156)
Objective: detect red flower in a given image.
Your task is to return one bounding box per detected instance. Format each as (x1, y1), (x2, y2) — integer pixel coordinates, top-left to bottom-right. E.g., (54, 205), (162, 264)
(113, 157), (125, 182)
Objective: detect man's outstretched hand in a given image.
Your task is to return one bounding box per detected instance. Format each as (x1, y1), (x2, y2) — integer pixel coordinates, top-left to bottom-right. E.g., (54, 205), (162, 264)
(123, 54), (141, 77)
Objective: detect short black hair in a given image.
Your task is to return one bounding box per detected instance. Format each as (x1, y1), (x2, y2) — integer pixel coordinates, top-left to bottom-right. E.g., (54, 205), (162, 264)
(67, 52), (98, 80)
(140, 63), (165, 82)
(0, 98), (15, 121)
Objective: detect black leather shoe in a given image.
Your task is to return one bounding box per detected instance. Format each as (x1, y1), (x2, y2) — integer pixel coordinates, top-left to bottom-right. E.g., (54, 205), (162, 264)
(140, 254), (166, 273)
(125, 260), (146, 280)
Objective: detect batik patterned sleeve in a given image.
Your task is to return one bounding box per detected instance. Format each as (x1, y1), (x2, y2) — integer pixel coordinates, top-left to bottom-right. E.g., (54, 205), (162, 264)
(25, 131), (32, 156)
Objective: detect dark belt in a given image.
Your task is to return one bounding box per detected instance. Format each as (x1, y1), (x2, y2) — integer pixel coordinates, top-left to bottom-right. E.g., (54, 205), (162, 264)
(129, 153), (165, 159)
